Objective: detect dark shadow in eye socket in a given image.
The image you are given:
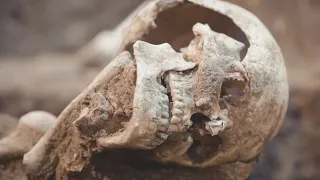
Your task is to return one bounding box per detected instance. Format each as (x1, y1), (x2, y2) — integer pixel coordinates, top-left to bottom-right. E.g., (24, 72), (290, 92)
(220, 78), (248, 107)
(221, 79), (246, 97)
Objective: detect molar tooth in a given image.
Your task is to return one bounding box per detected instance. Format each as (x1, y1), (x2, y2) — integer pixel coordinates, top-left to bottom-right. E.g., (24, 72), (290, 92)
(172, 108), (183, 116)
(174, 101), (185, 108)
(171, 116), (182, 124)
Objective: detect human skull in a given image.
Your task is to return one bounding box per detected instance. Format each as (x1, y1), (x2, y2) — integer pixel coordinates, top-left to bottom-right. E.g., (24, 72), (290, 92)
(23, 0), (288, 178)
(99, 0), (289, 167)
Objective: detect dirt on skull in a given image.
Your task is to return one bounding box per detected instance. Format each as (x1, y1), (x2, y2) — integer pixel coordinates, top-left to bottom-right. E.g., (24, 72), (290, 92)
(0, 0), (288, 180)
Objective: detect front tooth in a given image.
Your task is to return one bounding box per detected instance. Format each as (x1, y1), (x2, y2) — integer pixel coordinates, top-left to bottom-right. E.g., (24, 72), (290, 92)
(172, 108), (183, 116)
(171, 116), (182, 124)
(174, 101), (185, 108)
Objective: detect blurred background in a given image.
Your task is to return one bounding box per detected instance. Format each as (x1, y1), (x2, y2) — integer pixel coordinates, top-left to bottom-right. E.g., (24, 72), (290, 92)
(0, 0), (319, 179)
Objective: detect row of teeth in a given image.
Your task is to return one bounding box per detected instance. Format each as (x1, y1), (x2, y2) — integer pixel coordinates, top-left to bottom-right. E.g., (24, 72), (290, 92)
(157, 84), (171, 131)
(167, 72), (194, 128)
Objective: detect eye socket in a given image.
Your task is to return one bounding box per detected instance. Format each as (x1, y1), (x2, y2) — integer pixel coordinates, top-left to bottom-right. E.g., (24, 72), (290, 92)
(220, 77), (247, 106)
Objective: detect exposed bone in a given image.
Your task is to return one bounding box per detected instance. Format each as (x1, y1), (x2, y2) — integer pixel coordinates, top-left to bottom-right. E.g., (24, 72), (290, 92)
(0, 111), (56, 161)
(23, 51), (134, 178)
(23, 42), (195, 178)
(165, 71), (194, 131)
(97, 41), (196, 149)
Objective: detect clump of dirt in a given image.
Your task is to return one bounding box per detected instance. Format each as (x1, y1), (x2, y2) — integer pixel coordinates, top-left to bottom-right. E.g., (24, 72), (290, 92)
(104, 62), (136, 120)
(26, 60), (137, 179)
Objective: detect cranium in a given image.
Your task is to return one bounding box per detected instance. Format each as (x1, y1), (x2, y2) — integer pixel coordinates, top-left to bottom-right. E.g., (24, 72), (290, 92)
(23, 0), (288, 179)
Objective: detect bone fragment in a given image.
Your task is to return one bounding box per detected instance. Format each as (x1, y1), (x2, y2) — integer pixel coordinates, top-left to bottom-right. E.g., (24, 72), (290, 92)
(0, 111), (56, 160)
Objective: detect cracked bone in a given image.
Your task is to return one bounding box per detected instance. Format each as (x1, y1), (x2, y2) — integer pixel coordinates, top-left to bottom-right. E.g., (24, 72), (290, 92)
(0, 111), (56, 161)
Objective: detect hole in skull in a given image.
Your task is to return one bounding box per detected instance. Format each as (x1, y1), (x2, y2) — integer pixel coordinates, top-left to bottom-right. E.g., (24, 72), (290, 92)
(221, 79), (246, 97)
(124, 2), (249, 61)
(187, 135), (222, 163)
(190, 113), (210, 129)
(190, 113), (211, 135)
(187, 113), (222, 162)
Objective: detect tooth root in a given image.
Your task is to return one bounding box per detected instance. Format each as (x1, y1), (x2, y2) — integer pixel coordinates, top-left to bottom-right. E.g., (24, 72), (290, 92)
(172, 108), (183, 116)
(171, 116), (182, 124)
